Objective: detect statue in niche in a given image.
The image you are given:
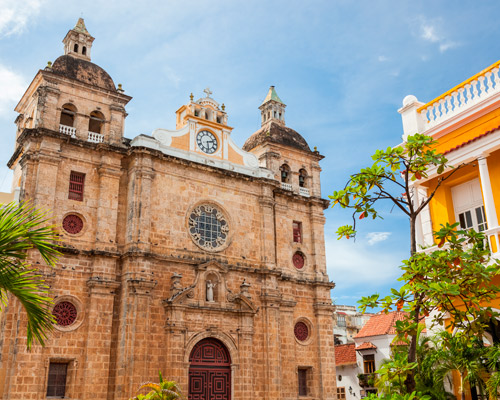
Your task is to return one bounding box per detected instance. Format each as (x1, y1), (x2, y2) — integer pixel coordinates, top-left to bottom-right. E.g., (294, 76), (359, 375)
(206, 280), (217, 302)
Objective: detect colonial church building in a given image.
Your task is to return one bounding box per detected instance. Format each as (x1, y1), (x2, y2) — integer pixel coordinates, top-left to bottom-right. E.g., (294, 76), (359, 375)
(0, 19), (336, 400)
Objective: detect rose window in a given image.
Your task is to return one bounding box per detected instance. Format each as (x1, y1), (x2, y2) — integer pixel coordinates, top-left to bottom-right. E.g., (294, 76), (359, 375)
(293, 252), (305, 269)
(53, 301), (77, 326)
(62, 214), (83, 234)
(294, 321), (309, 341)
(188, 205), (229, 251)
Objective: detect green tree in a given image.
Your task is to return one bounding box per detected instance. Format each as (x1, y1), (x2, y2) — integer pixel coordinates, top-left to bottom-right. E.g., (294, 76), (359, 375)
(0, 202), (60, 349)
(130, 372), (184, 400)
(330, 134), (500, 392)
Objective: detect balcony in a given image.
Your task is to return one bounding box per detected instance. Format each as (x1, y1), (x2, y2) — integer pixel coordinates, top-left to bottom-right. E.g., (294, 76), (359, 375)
(59, 124), (76, 138)
(299, 187), (310, 197)
(87, 131), (104, 143)
(358, 373), (377, 388)
(418, 61), (500, 132)
(281, 182), (292, 191)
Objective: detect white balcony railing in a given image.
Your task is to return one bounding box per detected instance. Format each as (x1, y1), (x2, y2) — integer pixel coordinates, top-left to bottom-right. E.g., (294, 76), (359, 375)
(281, 182), (292, 191)
(59, 124), (76, 138)
(299, 187), (310, 197)
(87, 131), (104, 143)
(418, 61), (500, 131)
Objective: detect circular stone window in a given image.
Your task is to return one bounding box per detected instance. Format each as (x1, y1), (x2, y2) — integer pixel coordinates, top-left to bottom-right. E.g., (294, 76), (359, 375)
(293, 252), (305, 269)
(188, 204), (229, 251)
(62, 214), (84, 235)
(294, 321), (309, 342)
(53, 301), (77, 327)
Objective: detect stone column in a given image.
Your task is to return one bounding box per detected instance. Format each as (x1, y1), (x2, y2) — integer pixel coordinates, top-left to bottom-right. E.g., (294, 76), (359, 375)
(113, 257), (156, 400)
(310, 207), (327, 276)
(279, 299), (296, 399)
(95, 160), (122, 254)
(82, 278), (120, 400)
(124, 153), (155, 253)
(259, 288), (282, 400)
(259, 186), (276, 267)
(314, 301), (336, 400)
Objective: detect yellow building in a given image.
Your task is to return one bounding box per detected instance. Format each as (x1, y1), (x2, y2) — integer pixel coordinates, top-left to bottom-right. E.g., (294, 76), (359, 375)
(399, 60), (500, 399)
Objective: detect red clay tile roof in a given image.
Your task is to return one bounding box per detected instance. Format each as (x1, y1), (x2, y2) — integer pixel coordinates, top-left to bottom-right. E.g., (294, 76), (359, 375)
(356, 342), (377, 350)
(355, 311), (407, 339)
(443, 125), (500, 155)
(335, 343), (357, 366)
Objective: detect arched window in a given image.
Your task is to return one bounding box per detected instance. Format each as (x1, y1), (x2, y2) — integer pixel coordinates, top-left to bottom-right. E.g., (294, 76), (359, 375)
(82, 46), (86, 55)
(299, 169), (308, 188)
(280, 164), (291, 183)
(73, 43), (79, 53)
(60, 104), (77, 127)
(89, 111), (105, 134)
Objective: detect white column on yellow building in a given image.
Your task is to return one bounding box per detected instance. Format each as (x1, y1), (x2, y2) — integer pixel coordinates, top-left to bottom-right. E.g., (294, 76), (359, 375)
(412, 185), (425, 248)
(478, 156), (499, 228)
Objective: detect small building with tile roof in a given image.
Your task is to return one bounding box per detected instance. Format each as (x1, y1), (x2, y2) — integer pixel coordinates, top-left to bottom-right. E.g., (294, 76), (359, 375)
(335, 312), (411, 399)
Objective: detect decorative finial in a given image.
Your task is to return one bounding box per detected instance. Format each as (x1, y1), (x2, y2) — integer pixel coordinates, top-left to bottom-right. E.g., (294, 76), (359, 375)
(203, 87), (212, 97)
(46, 61), (52, 69)
(117, 83), (124, 93)
(314, 146), (318, 152)
(190, 93), (194, 101)
(221, 103), (225, 111)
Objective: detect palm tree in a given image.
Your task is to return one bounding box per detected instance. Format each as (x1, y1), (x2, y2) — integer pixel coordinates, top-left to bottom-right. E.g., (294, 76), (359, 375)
(130, 372), (184, 400)
(435, 332), (488, 400)
(0, 202), (60, 349)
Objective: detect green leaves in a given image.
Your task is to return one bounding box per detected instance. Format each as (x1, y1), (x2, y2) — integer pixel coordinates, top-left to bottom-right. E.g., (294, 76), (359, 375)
(0, 202), (60, 349)
(130, 371), (185, 400)
(330, 133), (451, 240)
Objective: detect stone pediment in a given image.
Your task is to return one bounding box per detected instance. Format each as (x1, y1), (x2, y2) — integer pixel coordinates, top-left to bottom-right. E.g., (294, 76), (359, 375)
(163, 261), (257, 315)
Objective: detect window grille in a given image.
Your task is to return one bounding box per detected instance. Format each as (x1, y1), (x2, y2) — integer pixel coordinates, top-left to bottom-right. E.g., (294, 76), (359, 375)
(46, 362), (68, 397)
(298, 368), (308, 396)
(363, 354), (375, 373)
(293, 221), (302, 243)
(68, 171), (85, 201)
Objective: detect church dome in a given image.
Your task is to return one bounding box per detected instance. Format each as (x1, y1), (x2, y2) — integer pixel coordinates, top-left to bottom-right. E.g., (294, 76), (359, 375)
(51, 55), (116, 91)
(243, 121), (311, 152)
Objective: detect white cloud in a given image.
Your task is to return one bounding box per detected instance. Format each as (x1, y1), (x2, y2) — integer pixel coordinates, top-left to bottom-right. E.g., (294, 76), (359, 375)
(326, 237), (403, 292)
(439, 41), (459, 53)
(366, 232), (391, 245)
(0, 64), (27, 116)
(416, 16), (461, 53)
(0, 0), (43, 36)
(377, 55), (388, 62)
(420, 23), (439, 43)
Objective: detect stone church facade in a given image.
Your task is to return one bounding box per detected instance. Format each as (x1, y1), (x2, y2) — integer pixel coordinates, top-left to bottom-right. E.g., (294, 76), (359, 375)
(0, 19), (336, 400)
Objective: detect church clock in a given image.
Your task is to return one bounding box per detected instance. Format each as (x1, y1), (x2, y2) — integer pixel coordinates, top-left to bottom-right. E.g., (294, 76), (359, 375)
(196, 130), (218, 154)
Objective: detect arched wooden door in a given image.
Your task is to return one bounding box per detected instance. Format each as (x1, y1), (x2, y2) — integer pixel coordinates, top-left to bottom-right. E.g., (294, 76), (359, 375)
(189, 338), (231, 400)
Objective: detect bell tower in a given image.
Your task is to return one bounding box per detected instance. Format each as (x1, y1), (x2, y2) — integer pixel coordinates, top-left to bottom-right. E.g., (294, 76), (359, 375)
(259, 85), (286, 127)
(62, 18), (94, 61)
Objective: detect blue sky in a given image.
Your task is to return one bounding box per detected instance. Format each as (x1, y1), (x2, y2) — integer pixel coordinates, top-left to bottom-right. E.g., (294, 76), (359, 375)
(1, 0), (500, 308)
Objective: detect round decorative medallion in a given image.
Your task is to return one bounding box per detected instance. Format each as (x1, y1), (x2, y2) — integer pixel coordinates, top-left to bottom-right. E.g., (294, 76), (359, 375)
(53, 301), (77, 326)
(188, 204), (229, 251)
(196, 130), (218, 154)
(293, 252), (305, 269)
(62, 214), (83, 234)
(294, 321), (309, 341)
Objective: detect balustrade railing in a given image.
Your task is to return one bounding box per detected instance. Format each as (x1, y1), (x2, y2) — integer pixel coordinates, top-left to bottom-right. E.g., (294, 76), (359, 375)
(299, 187), (310, 197)
(281, 182), (292, 191)
(418, 61), (500, 130)
(59, 124), (76, 138)
(87, 131), (104, 143)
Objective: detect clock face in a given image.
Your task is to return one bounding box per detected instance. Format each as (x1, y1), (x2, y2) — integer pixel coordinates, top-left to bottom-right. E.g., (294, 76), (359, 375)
(196, 130), (218, 154)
